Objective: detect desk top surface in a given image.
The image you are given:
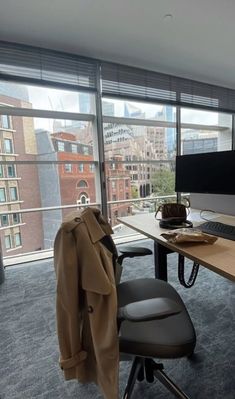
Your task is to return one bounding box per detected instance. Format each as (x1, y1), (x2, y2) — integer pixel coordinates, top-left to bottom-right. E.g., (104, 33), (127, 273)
(118, 210), (235, 282)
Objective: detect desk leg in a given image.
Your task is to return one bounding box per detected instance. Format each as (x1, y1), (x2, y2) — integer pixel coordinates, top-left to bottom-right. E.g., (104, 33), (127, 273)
(154, 241), (169, 281)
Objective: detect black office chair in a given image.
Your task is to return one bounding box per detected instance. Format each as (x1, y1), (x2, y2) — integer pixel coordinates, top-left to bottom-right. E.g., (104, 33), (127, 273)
(111, 243), (196, 399)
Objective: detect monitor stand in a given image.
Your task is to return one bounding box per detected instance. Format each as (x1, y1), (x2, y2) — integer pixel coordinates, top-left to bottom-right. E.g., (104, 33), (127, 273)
(190, 193), (235, 216)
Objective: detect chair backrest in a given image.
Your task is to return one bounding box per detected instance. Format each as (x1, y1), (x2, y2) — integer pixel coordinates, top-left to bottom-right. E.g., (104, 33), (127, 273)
(100, 234), (123, 284)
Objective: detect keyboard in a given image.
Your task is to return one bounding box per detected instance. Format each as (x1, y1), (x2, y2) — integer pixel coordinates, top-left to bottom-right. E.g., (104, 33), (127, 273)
(198, 221), (235, 241)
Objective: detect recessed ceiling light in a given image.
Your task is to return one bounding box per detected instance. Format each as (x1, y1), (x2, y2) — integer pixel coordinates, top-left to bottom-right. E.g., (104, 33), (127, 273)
(163, 14), (173, 21)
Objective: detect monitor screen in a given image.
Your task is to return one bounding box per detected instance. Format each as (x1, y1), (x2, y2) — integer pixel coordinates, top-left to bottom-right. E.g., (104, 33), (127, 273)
(175, 150), (235, 195)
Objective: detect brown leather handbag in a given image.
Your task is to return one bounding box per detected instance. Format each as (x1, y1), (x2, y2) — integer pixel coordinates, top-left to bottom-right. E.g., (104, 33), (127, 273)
(156, 202), (199, 288)
(155, 203), (192, 229)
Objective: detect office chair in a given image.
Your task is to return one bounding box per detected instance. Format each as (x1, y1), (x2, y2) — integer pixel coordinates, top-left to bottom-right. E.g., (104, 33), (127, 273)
(113, 243), (196, 399)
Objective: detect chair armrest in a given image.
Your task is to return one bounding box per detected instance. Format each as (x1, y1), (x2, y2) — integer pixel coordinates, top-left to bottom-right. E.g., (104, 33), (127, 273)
(118, 297), (182, 322)
(118, 246), (152, 265)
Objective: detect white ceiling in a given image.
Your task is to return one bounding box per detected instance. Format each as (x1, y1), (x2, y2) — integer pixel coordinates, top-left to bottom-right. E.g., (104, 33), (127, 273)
(0, 0), (235, 89)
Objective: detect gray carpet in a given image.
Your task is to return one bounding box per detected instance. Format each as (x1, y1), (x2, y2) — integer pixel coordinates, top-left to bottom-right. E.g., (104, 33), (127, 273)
(0, 239), (234, 399)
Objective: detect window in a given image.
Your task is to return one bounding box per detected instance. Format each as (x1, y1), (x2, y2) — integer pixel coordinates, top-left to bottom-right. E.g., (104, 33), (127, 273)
(0, 188), (6, 202)
(78, 163), (84, 172)
(111, 181), (116, 189)
(10, 187), (18, 201)
(77, 180), (88, 188)
(58, 141), (65, 152)
(181, 109), (232, 154)
(1, 115), (11, 129)
(83, 146), (89, 155)
(71, 144), (77, 153)
(13, 213), (20, 224)
(7, 165), (16, 177)
(80, 194), (87, 204)
(1, 214), (9, 226)
(15, 232), (22, 247)
(5, 235), (11, 249)
(65, 164), (72, 173)
(89, 164), (95, 172)
(4, 138), (13, 154)
(0, 165), (3, 177)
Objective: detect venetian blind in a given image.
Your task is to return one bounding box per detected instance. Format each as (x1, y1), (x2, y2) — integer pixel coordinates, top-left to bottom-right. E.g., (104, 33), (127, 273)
(101, 62), (235, 113)
(0, 41), (97, 91)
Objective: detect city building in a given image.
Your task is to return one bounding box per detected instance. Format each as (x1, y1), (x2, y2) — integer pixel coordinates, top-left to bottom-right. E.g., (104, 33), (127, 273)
(0, 94), (43, 256)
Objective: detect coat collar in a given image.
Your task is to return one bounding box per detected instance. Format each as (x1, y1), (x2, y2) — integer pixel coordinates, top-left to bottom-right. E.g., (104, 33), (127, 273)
(82, 208), (113, 243)
(62, 207), (113, 244)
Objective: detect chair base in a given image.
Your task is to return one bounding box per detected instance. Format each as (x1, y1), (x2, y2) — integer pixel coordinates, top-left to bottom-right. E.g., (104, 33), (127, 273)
(123, 356), (190, 399)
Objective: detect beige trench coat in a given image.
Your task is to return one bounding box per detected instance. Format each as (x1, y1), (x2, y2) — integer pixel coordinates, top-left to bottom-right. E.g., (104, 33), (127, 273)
(54, 208), (119, 399)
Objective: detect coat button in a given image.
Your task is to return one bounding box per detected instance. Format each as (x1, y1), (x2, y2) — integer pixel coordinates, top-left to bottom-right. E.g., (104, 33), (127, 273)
(88, 306), (93, 313)
(74, 217), (81, 222)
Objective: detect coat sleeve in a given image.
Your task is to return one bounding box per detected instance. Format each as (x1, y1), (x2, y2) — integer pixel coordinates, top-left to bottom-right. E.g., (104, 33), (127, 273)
(54, 227), (87, 379)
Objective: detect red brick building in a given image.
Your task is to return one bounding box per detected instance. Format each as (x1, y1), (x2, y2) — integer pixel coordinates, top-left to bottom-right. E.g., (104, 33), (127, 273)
(0, 94), (43, 256)
(51, 132), (96, 218)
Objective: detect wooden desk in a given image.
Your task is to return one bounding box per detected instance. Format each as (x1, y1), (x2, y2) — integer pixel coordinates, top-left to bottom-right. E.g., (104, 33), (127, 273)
(118, 211), (235, 282)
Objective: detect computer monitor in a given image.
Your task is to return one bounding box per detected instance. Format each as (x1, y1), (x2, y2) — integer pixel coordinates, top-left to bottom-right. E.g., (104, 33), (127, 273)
(175, 150), (235, 195)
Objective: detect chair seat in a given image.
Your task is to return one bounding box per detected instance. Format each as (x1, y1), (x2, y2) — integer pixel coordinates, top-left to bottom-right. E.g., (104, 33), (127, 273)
(117, 278), (196, 359)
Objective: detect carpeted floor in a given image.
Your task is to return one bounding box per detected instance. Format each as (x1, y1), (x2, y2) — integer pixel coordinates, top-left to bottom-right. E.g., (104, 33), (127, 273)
(0, 239), (234, 398)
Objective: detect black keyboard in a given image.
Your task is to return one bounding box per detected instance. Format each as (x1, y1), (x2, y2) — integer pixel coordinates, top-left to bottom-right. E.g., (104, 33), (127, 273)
(198, 221), (235, 241)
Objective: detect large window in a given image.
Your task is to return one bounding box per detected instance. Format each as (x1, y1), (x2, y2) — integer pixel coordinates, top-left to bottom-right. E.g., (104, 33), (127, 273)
(181, 108), (232, 155)
(0, 80), (99, 257)
(0, 44), (235, 261)
(102, 99), (176, 226)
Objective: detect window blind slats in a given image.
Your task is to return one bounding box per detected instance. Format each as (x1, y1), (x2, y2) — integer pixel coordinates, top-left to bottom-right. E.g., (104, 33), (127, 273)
(2, 42), (235, 113)
(0, 41), (97, 90)
(101, 62), (235, 113)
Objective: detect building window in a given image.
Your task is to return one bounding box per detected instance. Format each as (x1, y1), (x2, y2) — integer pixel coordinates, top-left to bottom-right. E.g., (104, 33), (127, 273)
(7, 165), (16, 177)
(0, 188), (6, 202)
(112, 195), (117, 201)
(1, 115), (11, 129)
(4, 138), (13, 154)
(1, 214), (9, 226)
(10, 187), (18, 201)
(13, 213), (20, 224)
(15, 232), (22, 247)
(111, 181), (116, 189)
(126, 193), (129, 199)
(89, 164), (95, 173)
(77, 180), (88, 188)
(78, 163), (84, 172)
(58, 141), (65, 152)
(71, 144), (77, 153)
(5, 235), (11, 249)
(80, 194), (87, 204)
(65, 164), (72, 173)
(0, 165), (3, 178)
(83, 146), (89, 155)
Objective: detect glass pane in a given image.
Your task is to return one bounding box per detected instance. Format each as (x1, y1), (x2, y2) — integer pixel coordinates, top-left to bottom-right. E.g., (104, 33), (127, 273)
(103, 120), (176, 227)
(181, 108), (232, 154)
(102, 98), (176, 122)
(0, 112), (100, 257)
(0, 81), (95, 114)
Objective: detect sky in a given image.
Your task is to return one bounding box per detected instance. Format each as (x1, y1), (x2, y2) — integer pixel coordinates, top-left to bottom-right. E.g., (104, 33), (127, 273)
(2, 81), (228, 130)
